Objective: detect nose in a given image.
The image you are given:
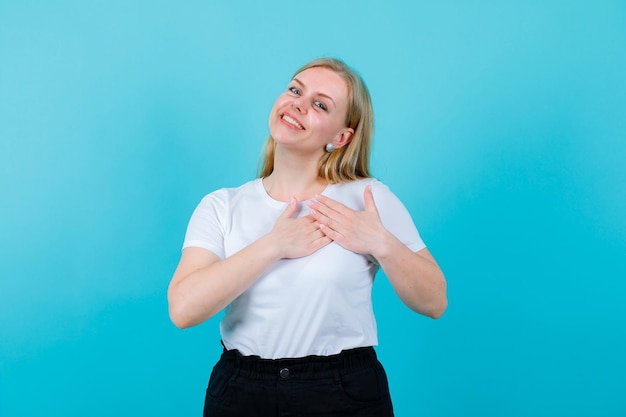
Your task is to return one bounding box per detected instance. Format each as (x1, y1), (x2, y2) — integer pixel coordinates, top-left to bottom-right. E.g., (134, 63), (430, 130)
(292, 96), (305, 113)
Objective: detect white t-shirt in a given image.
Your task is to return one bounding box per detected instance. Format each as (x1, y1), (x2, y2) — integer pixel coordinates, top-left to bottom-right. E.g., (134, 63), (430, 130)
(183, 177), (425, 359)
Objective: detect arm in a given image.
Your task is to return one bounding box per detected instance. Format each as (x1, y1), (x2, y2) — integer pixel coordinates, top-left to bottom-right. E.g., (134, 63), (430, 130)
(168, 198), (331, 329)
(308, 185), (447, 318)
(371, 242), (447, 319)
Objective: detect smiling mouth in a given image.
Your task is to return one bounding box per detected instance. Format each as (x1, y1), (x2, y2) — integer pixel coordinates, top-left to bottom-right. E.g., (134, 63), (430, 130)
(281, 114), (304, 130)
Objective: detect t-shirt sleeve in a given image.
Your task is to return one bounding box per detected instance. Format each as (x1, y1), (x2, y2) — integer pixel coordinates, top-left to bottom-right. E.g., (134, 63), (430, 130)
(371, 180), (426, 253)
(182, 191), (228, 259)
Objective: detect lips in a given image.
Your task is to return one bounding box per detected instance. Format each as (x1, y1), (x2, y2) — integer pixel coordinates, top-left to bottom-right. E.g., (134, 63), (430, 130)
(281, 112), (305, 130)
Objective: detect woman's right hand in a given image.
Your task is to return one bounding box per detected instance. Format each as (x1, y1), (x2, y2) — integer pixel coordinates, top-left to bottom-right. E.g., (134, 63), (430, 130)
(168, 198), (332, 328)
(270, 198), (332, 259)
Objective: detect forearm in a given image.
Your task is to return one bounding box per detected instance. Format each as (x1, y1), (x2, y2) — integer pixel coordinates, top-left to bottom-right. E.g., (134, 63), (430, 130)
(374, 233), (447, 318)
(168, 235), (281, 328)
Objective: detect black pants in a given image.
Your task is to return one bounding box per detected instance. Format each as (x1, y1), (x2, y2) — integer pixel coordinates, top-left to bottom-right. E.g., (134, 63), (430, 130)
(203, 346), (395, 417)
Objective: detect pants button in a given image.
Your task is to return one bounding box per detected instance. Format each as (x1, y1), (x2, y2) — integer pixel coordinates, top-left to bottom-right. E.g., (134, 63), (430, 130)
(279, 368), (290, 379)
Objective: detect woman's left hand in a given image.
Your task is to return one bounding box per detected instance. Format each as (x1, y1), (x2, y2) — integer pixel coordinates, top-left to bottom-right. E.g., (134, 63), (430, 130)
(307, 185), (391, 256)
(310, 184), (448, 318)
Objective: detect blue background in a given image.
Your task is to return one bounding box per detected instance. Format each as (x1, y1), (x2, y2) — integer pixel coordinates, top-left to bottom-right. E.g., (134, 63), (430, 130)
(1, 1), (625, 416)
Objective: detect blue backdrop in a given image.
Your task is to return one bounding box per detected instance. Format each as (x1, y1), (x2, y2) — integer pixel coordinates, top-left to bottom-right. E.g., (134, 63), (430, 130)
(1, 1), (624, 416)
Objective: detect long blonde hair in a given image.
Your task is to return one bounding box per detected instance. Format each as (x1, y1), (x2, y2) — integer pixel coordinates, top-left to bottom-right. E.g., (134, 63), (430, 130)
(258, 58), (374, 183)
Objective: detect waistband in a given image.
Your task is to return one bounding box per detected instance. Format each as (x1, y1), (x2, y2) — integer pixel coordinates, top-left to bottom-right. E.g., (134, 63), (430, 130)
(218, 345), (378, 380)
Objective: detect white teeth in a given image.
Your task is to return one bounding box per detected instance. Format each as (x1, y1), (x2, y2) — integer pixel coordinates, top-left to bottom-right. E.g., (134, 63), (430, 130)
(282, 115), (304, 129)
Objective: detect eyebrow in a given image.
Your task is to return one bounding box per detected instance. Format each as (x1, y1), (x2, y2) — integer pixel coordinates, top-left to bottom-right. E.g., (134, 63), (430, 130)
(292, 77), (336, 107)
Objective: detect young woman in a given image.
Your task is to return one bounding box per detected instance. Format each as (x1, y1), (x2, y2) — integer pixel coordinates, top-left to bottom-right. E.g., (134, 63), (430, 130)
(168, 57), (447, 417)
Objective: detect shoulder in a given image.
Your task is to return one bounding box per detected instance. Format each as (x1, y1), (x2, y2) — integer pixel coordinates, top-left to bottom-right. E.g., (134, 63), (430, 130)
(324, 178), (385, 210)
(185, 178), (258, 235)
(329, 177), (395, 197)
(339, 178), (409, 215)
(197, 179), (259, 207)
(326, 178), (377, 193)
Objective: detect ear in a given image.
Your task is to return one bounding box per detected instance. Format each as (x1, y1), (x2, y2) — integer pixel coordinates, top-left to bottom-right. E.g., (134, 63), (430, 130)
(332, 128), (354, 149)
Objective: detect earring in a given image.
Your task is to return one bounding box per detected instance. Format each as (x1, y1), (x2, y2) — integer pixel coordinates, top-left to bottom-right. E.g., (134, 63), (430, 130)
(325, 143), (335, 153)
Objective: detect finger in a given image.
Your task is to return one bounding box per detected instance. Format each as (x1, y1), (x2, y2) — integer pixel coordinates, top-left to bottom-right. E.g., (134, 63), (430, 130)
(303, 220), (324, 235)
(363, 185), (378, 213)
(308, 203), (338, 224)
(279, 197), (297, 219)
(313, 194), (352, 216)
(309, 202), (348, 230)
(309, 200), (338, 229)
(319, 223), (344, 242)
(309, 206), (340, 232)
(311, 235), (333, 251)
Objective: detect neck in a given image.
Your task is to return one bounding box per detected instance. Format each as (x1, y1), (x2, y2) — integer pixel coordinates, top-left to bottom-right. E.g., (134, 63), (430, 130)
(263, 146), (327, 202)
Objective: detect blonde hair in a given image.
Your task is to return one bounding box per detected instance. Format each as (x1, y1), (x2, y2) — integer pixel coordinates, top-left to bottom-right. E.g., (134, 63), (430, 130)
(258, 58), (374, 183)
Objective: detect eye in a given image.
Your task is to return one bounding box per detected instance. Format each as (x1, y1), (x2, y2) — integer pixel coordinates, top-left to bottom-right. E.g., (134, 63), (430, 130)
(288, 86), (301, 95)
(314, 100), (328, 111)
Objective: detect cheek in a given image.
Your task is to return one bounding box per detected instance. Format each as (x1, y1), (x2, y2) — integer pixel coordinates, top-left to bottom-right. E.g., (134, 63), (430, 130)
(268, 98), (284, 127)
(318, 116), (345, 138)
(270, 94), (291, 115)
(272, 94), (290, 111)
(268, 100), (293, 138)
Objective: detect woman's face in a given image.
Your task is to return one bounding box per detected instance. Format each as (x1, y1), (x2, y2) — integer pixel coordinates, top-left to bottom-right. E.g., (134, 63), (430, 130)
(269, 66), (353, 154)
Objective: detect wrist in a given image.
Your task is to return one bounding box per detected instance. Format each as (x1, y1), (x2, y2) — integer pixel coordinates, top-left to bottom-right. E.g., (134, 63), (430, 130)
(260, 233), (286, 261)
(370, 230), (397, 261)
